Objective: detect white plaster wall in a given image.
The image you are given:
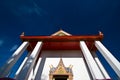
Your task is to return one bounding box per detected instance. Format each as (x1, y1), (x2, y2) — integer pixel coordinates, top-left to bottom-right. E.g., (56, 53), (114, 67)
(38, 50), (91, 80)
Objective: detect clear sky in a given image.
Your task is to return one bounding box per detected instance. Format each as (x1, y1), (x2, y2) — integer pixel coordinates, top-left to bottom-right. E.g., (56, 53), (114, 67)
(0, 0), (120, 79)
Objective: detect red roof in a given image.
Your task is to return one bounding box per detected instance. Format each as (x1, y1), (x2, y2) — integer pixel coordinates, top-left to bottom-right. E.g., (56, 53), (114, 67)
(20, 30), (103, 51)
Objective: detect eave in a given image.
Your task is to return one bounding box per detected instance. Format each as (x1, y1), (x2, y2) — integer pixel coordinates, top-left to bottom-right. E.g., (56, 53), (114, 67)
(20, 32), (103, 51)
(20, 35), (103, 42)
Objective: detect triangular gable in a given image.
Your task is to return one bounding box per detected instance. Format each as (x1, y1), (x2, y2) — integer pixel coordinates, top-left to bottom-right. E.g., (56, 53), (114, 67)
(51, 29), (72, 36)
(54, 58), (67, 74)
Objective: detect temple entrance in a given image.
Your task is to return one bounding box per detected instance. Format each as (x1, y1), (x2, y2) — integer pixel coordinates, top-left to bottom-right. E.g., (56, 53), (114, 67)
(53, 75), (68, 80)
(49, 59), (73, 80)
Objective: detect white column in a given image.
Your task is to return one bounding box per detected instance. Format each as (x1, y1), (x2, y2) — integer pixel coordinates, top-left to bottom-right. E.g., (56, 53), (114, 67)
(14, 57), (28, 78)
(95, 57), (111, 79)
(28, 69), (33, 80)
(14, 52), (31, 78)
(80, 41), (104, 79)
(0, 41), (29, 77)
(25, 52), (34, 80)
(95, 41), (120, 78)
(32, 57), (42, 80)
(16, 41), (42, 80)
(92, 52), (111, 79)
(34, 57), (46, 80)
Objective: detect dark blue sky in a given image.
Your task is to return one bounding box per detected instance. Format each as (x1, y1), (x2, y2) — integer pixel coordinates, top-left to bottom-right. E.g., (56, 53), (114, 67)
(0, 0), (120, 79)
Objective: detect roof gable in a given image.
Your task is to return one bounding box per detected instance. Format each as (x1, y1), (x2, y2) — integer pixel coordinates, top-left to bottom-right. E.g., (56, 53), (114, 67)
(51, 29), (72, 36)
(49, 58), (73, 75)
(54, 58), (67, 74)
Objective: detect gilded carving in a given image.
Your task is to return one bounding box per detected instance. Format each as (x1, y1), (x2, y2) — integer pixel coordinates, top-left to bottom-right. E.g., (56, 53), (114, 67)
(49, 58), (73, 80)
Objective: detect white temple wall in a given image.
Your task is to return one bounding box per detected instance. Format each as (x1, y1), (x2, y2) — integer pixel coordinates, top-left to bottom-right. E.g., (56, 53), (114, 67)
(39, 50), (91, 80)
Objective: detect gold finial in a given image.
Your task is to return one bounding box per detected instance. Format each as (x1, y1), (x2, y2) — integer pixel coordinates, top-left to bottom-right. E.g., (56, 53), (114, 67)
(59, 58), (63, 65)
(20, 32), (25, 36)
(99, 31), (103, 36)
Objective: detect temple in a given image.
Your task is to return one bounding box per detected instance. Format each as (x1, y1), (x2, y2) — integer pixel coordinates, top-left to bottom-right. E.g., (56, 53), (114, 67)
(0, 30), (120, 80)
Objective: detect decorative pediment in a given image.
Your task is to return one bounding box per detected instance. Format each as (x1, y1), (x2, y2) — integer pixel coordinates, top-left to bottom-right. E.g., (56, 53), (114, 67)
(49, 59), (73, 80)
(51, 29), (72, 36)
(54, 58), (67, 74)
(49, 58), (73, 75)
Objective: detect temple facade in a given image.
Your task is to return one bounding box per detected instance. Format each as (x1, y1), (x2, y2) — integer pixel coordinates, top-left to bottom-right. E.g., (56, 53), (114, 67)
(0, 30), (120, 80)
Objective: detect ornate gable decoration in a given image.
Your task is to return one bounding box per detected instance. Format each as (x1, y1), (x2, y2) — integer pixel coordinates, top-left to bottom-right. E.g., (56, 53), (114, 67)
(49, 58), (73, 75)
(54, 58), (67, 74)
(51, 29), (72, 36)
